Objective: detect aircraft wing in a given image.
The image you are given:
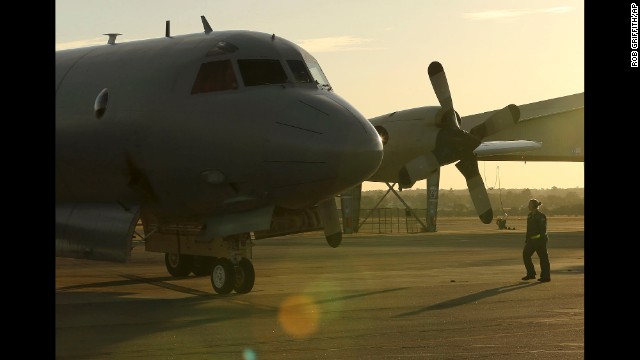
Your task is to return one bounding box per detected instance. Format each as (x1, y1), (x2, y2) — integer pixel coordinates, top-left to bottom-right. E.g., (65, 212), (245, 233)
(461, 92), (584, 162)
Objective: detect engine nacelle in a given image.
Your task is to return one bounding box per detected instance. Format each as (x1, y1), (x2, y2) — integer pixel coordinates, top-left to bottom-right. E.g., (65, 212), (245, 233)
(367, 106), (442, 184)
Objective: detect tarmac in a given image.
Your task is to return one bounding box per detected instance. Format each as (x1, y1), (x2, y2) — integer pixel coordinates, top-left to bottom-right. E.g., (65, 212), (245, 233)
(55, 216), (584, 359)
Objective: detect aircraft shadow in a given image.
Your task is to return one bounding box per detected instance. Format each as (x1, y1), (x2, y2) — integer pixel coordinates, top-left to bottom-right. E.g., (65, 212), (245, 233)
(56, 281), (409, 357)
(393, 282), (540, 318)
(56, 274), (223, 298)
(316, 287), (408, 305)
(56, 275), (189, 291)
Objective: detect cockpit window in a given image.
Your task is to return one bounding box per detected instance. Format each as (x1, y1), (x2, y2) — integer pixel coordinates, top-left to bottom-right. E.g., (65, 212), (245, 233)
(306, 60), (332, 91)
(237, 59), (287, 86)
(191, 60), (238, 94)
(287, 60), (313, 83)
(297, 48), (332, 91)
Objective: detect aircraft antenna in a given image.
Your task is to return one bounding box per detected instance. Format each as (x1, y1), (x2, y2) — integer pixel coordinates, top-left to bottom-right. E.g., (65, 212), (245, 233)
(103, 33), (122, 45)
(201, 15), (213, 33)
(165, 20), (170, 37)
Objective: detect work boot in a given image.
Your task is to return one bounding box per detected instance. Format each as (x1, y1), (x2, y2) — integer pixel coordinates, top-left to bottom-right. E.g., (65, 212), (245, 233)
(537, 278), (551, 283)
(521, 275), (536, 280)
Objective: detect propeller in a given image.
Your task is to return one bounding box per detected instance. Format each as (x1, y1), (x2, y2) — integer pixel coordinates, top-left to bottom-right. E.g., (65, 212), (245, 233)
(425, 61), (518, 224)
(469, 104), (520, 139)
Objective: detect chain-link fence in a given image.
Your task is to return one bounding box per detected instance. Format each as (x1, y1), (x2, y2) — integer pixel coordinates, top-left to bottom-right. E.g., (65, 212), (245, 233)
(348, 208), (429, 233)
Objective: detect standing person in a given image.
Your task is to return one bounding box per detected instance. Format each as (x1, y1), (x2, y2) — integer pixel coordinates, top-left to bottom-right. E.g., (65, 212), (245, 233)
(521, 199), (551, 282)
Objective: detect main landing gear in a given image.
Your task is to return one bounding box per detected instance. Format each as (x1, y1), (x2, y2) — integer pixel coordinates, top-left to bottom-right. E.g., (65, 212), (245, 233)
(210, 257), (255, 294)
(163, 233), (255, 294)
(164, 254), (256, 294)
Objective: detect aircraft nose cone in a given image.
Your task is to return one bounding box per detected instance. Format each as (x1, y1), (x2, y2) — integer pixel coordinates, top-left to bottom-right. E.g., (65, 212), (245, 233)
(335, 117), (384, 188)
(263, 93), (382, 208)
(321, 93), (383, 190)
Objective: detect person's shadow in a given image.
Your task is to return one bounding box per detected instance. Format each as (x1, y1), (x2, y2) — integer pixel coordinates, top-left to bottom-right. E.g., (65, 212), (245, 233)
(393, 282), (541, 318)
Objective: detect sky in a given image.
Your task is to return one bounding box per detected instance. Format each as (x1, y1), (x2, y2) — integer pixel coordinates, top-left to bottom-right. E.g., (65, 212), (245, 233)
(55, 0), (584, 191)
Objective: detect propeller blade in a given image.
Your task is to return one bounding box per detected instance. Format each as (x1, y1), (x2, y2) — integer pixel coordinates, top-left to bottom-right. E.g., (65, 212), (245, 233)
(428, 61), (457, 128)
(469, 104), (520, 139)
(317, 197), (342, 248)
(455, 158), (493, 224)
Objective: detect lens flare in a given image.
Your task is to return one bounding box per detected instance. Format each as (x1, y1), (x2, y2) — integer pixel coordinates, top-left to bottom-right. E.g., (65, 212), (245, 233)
(278, 294), (319, 338)
(302, 280), (343, 322)
(242, 348), (257, 360)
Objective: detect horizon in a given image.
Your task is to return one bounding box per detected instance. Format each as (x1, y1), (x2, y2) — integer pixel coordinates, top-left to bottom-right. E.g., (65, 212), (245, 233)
(360, 185), (583, 192)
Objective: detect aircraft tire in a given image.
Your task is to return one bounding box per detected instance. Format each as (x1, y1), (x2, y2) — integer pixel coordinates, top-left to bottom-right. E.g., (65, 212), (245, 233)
(211, 258), (236, 294)
(165, 253), (193, 277)
(191, 256), (215, 276)
(234, 258), (255, 294)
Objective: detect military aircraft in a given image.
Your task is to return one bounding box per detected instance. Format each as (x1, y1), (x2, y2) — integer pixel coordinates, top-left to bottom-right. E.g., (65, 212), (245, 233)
(56, 17), (384, 294)
(56, 17), (551, 295)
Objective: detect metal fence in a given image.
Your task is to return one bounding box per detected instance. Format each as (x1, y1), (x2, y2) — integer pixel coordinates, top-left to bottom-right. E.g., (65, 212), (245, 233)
(346, 208), (429, 234)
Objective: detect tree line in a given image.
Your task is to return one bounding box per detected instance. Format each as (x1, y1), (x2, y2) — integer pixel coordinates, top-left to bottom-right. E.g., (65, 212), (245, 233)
(355, 187), (583, 216)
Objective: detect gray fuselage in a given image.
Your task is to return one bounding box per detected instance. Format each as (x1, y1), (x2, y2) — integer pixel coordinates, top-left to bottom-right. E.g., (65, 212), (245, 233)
(56, 30), (383, 223)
